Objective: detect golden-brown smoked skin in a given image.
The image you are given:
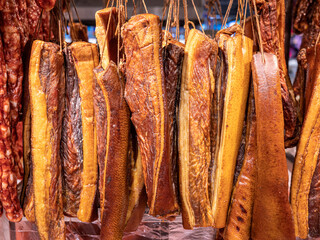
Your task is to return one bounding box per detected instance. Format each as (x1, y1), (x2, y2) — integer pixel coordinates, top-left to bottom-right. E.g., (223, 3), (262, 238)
(291, 44), (320, 239)
(122, 13), (179, 218)
(29, 40), (65, 240)
(94, 62), (130, 240)
(251, 52), (295, 240)
(224, 88), (257, 240)
(212, 25), (253, 228)
(178, 29), (216, 229)
(61, 42), (99, 222)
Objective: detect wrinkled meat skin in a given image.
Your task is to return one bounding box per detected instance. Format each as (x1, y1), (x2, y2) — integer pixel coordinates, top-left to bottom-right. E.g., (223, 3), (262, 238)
(179, 29), (217, 228)
(40, 43), (65, 240)
(94, 63), (130, 240)
(188, 38), (214, 226)
(122, 14), (179, 217)
(251, 53), (295, 240)
(163, 41), (184, 212)
(29, 41), (65, 240)
(0, 33), (23, 222)
(0, 0), (24, 180)
(308, 153), (320, 237)
(61, 47), (83, 217)
(257, 0), (299, 147)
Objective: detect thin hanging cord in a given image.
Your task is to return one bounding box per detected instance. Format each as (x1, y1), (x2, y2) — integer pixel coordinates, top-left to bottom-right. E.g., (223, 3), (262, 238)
(248, 3), (256, 46)
(70, 0), (83, 26)
(58, 0), (63, 52)
(161, 0), (169, 28)
(165, 0), (173, 36)
(117, 0), (121, 67)
(252, 0), (265, 62)
(182, 0), (189, 40)
(242, 0), (248, 32)
(142, 0), (148, 13)
(191, 0), (204, 33)
(222, 0), (233, 28)
(176, 0), (180, 40)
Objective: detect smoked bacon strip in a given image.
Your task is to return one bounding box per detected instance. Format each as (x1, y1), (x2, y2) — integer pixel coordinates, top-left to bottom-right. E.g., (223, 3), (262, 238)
(252, 52), (295, 240)
(94, 62), (130, 240)
(163, 37), (184, 208)
(212, 25), (253, 228)
(224, 88), (257, 240)
(95, 7), (146, 232)
(178, 29), (216, 229)
(254, 0), (300, 147)
(28, 40), (65, 240)
(0, 33), (23, 222)
(61, 42), (99, 222)
(291, 43), (320, 239)
(122, 13), (179, 218)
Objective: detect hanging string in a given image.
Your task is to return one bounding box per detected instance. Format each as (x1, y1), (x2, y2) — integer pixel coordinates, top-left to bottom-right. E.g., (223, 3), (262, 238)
(242, 0), (248, 33)
(175, 0), (180, 40)
(165, 0), (173, 36)
(142, 0), (148, 13)
(248, 2), (257, 47)
(252, 0), (265, 62)
(191, 0), (204, 33)
(58, 0), (63, 52)
(222, 0), (233, 28)
(132, 0), (137, 15)
(117, 0), (121, 67)
(161, 0), (169, 28)
(70, 0), (83, 26)
(182, 0), (189, 40)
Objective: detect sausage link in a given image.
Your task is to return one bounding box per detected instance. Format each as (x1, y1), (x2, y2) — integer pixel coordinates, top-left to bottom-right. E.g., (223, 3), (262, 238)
(0, 0), (25, 180)
(0, 33), (23, 222)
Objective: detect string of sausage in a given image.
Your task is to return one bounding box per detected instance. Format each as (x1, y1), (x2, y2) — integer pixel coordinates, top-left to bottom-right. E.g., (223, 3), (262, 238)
(0, 32), (23, 222)
(0, 0), (25, 180)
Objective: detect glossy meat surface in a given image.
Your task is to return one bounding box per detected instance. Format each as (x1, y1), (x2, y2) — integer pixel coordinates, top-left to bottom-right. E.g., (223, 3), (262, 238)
(29, 40), (65, 240)
(256, 0), (300, 147)
(252, 52), (295, 240)
(291, 44), (320, 239)
(62, 42), (99, 222)
(224, 89), (256, 240)
(61, 46), (84, 217)
(94, 62), (130, 240)
(212, 25), (253, 228)
(122, 13), (179, 218)
(178, 29), (216, 229)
